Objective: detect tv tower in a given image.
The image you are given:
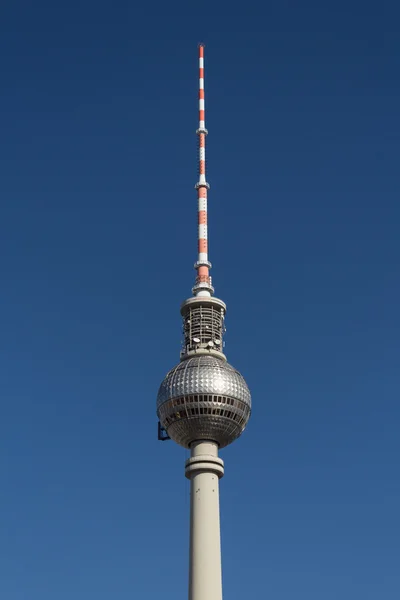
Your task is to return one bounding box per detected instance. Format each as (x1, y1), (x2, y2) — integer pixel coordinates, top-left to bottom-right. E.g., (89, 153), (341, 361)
(156, 45), (251, 600)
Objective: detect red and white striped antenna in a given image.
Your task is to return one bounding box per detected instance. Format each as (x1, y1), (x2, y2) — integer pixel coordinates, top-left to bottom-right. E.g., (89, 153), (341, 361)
(193, 44), (214, 298)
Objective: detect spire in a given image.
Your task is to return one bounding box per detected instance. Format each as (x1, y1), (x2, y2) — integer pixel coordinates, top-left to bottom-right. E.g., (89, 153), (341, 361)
(193, 44), (214, 298)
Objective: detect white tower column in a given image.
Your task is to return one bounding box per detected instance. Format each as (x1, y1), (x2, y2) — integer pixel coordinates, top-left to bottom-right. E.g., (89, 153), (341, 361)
(185, 441), (225, 600)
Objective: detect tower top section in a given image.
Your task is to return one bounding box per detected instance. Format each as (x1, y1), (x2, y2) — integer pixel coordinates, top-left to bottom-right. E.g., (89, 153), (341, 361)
(156, 46), (251, 449)
(193, 44), (213, 297)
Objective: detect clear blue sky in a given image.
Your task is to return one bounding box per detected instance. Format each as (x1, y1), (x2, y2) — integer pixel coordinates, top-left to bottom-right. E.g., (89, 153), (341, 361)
(1, 1), (399, 599)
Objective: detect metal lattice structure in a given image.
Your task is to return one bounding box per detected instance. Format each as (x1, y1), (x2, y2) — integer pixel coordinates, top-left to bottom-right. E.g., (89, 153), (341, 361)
(180, 296), (226, 359)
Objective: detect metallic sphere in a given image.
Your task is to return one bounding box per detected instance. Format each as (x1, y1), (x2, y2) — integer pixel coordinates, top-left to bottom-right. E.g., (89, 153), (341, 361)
(157, 355), (251, 448)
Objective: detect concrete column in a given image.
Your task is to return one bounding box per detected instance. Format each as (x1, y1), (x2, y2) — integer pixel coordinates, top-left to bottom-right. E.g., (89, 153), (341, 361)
(185, 441), (225, 600)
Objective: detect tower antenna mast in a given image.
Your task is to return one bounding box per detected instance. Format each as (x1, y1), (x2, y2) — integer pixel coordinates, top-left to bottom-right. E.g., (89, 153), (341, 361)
(194, 43), (213, 297)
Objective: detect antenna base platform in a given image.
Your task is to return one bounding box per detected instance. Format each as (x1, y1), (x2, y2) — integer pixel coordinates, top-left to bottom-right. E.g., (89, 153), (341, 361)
(192, 281), (214, 296)
(195, 181), (210, 190)
(194, 260), (212, 270)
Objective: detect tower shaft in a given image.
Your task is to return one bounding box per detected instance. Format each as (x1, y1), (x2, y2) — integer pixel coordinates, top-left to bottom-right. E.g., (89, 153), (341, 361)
(186, 441), (224, 600)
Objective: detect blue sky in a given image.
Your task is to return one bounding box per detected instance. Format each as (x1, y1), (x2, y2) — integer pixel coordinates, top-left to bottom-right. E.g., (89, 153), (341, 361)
(1, 1), (399, 598)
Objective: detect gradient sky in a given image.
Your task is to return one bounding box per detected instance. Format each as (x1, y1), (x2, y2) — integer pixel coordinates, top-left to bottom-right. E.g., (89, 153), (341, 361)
(1, 1), (399, 599)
